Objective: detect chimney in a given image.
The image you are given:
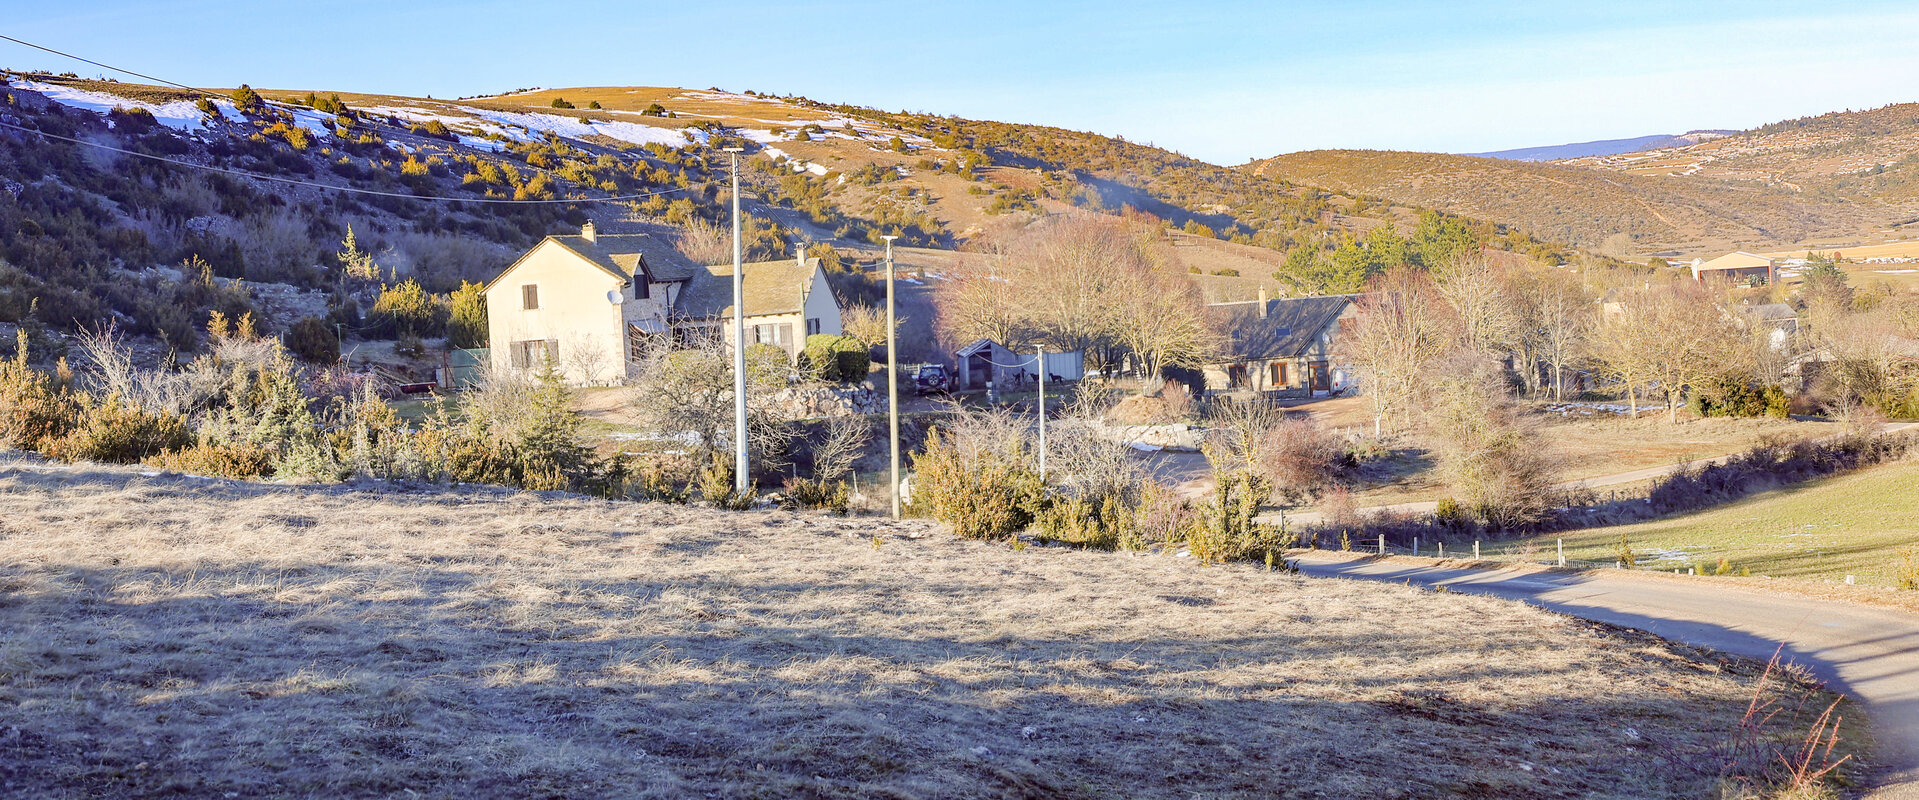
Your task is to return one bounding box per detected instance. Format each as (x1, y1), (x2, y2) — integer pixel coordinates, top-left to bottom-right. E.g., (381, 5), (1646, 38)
(1258, 285), (1269, 318)
(580, 220), (597, 243)
(796, 244), (806, 270)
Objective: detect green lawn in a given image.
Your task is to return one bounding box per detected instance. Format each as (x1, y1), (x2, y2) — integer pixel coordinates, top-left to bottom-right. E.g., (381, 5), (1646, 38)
(1532, 460), (1919, 587)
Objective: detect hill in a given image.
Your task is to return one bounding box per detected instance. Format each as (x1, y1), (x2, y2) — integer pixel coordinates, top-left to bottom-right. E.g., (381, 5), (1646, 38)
(1466, 131), (1733, 162)
(1242, 149), (1864, 255)
(1247, 103), (1919, 257)
(0, 70), (1585, 352)
(0, 457), (1848, 798)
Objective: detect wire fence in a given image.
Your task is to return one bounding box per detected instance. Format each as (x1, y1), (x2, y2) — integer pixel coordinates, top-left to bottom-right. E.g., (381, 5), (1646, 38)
(1305, 535), (1710, 573)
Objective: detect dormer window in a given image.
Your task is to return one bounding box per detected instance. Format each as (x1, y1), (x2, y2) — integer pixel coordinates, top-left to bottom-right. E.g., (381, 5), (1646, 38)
(634, 279), (650, 300)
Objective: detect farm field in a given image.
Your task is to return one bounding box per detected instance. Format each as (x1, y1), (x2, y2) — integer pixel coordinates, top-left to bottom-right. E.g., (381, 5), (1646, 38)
(0, 457), (1850, 799)
(1520, 459), (1919, 588)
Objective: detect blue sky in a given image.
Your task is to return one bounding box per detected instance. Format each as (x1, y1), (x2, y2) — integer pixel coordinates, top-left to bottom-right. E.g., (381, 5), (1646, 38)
(6, 1), (1918, 163)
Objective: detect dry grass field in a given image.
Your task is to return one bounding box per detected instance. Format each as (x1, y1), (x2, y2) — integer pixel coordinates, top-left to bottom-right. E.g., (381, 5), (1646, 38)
(1289, 400), (1839, 510)
(0, 457), (1856, 799)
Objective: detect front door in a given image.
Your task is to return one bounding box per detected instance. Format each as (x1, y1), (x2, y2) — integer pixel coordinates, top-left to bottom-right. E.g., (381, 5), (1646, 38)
(1309, 361), (1330, 394)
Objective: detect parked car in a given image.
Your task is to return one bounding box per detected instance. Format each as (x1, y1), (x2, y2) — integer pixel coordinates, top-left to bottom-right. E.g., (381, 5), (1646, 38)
(913, 363), (953, 395)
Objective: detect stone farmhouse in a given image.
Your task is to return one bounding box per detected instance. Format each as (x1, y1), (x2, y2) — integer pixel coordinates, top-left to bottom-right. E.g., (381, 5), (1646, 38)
(1201, 291), (1358, 397)
(485, 222), (842, 385)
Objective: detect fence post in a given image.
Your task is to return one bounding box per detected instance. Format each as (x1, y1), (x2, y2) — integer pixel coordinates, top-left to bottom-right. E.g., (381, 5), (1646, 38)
(1438, 542), (1444, 559)
(1557, 538), (1565, 567)
(1473, 540), (1480, 560)
(1414, 537), (1419, 558)
(1377, 535), (1385, 555)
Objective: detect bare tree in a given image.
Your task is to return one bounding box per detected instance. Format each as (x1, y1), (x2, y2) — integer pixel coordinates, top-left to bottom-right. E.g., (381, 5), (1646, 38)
(1510, 269), (1591, 400)
(810, 415), (871, 482)
(627, 329), (793, 472)
(1433, 252), (1522, 356)
(1340, 267), (1460, 436)
(1425, 352), (1560, 526)
(674, 219), (731, 266)
(839, 303), (892, 350)
(1588, 281), (1745, 423)
(938, 214), (1208, 379)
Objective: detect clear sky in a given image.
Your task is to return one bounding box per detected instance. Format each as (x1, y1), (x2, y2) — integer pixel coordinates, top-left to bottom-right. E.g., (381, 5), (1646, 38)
(6, 1), (1918, 163)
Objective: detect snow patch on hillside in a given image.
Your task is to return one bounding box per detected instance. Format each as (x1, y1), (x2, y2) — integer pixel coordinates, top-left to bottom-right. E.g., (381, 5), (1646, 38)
(17, 80), (232, 132)
(459, 108), (690, 147)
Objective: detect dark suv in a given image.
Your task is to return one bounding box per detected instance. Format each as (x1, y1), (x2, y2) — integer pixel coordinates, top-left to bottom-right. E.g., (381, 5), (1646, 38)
(913, 364), (952, 394)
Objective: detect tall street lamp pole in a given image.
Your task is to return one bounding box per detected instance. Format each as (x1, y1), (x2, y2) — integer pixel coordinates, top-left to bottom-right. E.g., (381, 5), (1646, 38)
(882, 235), (901, 519)
(726, 147), (748, 495)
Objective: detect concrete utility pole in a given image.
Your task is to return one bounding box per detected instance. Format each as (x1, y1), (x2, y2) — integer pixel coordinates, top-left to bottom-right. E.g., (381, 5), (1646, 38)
(883, 235), (901, 519)
(726, 147), (748, 495)
(1036, 346), (1046, 480)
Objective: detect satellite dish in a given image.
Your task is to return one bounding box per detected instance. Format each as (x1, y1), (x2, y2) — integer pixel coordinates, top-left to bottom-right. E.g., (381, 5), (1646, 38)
(608, 289), (624, 305)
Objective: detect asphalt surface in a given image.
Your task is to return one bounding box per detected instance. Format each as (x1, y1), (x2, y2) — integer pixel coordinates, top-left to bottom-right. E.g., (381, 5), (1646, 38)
(1293, 553), (1919, 798)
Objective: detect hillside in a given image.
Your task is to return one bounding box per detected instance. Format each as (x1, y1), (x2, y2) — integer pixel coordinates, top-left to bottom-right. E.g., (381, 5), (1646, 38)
(1242, 149), (1878, 256)
(0, 69), (1582, 354)
(0, 457), (1850, 798)
(1248, 103), (1919, 257)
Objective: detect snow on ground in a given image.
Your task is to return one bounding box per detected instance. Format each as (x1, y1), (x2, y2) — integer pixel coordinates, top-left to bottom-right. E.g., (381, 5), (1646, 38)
(459, 108), (689, 147)
(283, 106), (340, 139)
(16, 80), (234, 132)
(738, 129), (787, 144)
(1873, 269), (1918, 274)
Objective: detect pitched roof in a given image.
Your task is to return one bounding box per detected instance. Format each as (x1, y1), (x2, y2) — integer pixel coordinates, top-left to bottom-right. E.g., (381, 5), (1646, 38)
(1205, 295), (1354, 362)
(1697, 251), (1773, 271)
(673, 257), (819, 319)
(547, 232), (699, 284)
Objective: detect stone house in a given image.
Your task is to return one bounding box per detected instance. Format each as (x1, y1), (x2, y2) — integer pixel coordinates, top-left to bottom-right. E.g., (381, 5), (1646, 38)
(485, 221), (841, 385)
(1201, 292), (1357, 397)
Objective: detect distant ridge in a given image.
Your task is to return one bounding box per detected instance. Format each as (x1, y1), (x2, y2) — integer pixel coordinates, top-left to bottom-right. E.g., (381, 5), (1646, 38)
(1467, 131), (1735, 162)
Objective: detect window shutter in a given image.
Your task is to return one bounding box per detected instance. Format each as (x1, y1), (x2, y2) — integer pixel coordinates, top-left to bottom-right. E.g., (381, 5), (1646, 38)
(544, 340), (559, 365)
(522, 284), (539, 310)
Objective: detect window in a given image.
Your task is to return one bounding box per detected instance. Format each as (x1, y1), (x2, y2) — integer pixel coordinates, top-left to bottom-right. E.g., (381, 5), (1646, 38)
(1270, 362), (1289, 387)
(805, 317), (821, 336)
(521, 284), (540, 310)
(510, 339), (557, 369)
(633, 280), (650, 300)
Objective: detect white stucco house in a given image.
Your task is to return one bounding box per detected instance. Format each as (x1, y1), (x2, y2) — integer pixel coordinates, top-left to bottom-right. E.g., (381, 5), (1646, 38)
(485, 221), (843, 385)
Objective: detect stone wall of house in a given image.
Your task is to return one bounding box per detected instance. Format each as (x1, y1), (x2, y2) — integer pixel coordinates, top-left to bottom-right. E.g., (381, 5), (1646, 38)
(1084, 420), (1204, 451)
(770, 385), (882, 419)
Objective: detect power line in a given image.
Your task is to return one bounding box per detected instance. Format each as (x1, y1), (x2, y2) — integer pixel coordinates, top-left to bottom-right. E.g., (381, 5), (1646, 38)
(0, 34), (726, 205)
(0, 118), (715, 204)
(0, 34), (216, 98)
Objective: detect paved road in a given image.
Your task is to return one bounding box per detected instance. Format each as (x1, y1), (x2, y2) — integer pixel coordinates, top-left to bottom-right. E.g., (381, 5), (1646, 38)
(1292, 553), (1919, 799)
(1268, 421), (1918, 525)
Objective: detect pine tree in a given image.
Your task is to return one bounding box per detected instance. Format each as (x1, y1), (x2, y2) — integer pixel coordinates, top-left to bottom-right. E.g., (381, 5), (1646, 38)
(337, 226), (380, 282)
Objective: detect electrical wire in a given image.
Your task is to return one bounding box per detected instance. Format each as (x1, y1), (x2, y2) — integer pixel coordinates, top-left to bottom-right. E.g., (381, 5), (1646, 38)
(0, 34), (728, 205)
(0, 119), (715, 204)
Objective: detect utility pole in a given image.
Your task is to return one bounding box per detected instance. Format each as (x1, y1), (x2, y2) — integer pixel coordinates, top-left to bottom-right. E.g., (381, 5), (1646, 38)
(883, 235), (901, 519)
(725, 147), (748, 495)
(1036, 346), (1046, 480)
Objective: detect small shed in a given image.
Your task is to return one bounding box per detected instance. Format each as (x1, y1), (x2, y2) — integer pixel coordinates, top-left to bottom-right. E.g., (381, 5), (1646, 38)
(954, 338), (1017, 390)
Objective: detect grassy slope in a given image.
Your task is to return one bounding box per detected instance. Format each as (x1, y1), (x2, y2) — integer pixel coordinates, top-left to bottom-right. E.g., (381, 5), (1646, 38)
(1535, 459), (1919, 587)
(0, 458), (1849, 798)
(1243, 149), (1860, 254)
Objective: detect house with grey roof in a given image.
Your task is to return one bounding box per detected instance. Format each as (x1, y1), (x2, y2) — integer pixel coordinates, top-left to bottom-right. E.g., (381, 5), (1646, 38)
(1201, 291), (1358, 397)
(484, 221), (840, 385)
(670, 254), (842, 359)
